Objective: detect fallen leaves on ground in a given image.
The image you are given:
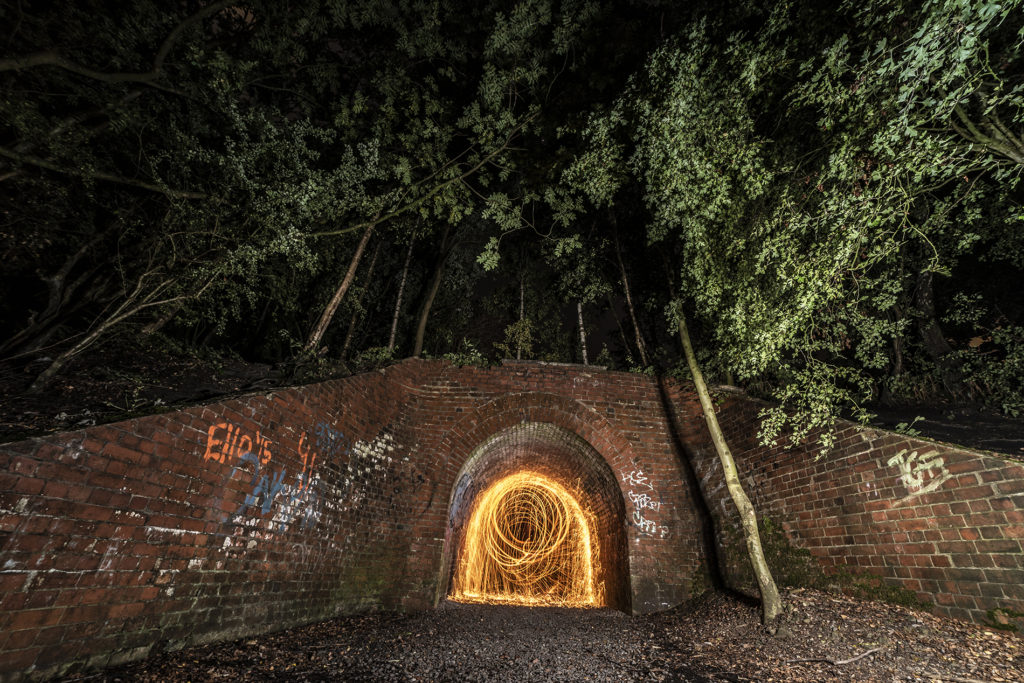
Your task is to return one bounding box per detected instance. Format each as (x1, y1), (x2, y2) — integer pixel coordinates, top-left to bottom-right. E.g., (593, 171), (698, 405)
(56, 588), (1022, 682)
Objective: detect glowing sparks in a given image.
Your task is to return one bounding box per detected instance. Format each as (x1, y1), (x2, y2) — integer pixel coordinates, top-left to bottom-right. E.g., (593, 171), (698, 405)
(451, 472), (599, 607)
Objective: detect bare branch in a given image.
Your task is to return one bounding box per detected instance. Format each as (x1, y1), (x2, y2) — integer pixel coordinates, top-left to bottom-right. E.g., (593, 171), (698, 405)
(0, 145), (208, 199)
(310, 113), (538, 239)
(0, 0), (234, 89)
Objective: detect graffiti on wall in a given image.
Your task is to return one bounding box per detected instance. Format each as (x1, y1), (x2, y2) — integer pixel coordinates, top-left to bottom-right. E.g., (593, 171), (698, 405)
(204, 423), (273, 465)
(887, 448), (953, 506)
(315, 421), (350, 459)
(203, 420), (348, 531)
(623, 467), (668, 538)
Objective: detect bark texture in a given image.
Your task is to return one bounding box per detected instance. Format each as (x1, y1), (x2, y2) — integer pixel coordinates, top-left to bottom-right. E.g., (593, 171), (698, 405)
(676, 310), (782, 625)
(614, 229), (649, 366)
(914, 270), (966, 398)
(305, 224), (375, 353)
(387, 241), (414, 353)
(340, 241), (382, 360)
(413, 225), (451, 357)
(577, 301), (588, 366)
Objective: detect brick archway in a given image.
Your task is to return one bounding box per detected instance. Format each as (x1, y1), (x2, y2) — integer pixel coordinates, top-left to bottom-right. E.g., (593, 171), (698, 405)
(431, 392), (640, 611)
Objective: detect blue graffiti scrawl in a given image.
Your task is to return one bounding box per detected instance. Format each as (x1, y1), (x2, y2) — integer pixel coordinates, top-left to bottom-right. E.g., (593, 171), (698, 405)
(315, 421), (349, 458)
(204, 421), (339, 531)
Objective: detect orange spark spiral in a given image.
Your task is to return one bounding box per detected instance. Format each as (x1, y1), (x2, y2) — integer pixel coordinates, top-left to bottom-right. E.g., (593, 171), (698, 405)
(451, 472), (598, 607)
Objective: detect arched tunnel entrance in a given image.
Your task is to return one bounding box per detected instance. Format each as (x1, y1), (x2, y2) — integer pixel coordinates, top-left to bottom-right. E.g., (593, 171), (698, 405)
(452, 472), (597, 606)
(440, 422), (631, 611)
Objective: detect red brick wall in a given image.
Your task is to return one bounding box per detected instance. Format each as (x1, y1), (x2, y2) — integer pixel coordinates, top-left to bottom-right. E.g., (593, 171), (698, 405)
(0, 361), (437, 680)
(398, 362), (708, 615)
(697, 393), (1024, 628)
(1, 358), (1022, 680)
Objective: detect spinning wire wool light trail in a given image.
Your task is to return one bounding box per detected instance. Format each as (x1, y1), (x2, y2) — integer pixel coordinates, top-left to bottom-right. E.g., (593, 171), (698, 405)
(451, 472), (598, 607)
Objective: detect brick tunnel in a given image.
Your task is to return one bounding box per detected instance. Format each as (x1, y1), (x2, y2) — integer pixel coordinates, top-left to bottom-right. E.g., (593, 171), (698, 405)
(438, 422), (631, 611)
(1, 358), (1023, 681)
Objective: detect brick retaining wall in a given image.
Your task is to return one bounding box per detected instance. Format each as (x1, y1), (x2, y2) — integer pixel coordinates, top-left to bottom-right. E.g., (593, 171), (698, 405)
(1, 358), (1021, 680)
(702, 393), (1024, 627)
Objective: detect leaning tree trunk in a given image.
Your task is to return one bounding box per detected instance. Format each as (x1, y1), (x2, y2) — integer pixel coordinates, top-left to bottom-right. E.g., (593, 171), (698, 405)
(141, 300), (183, 336)
(517, 273), (526, 360)
(29, 312), (120, 393)
(29, 270), (211, 393)
(577, 301), (588, 366)
(608, 293), (632, 363)
(676, 309), (782, 625)
(613, 229), (650, 366)
(915, 270), (966, 399)
(1, 236), (102, 355)
(340, 240), (382, 360)
(305, 223), (375, 354)
(412, 224), (451, 357)
(387, 241), (414, 354)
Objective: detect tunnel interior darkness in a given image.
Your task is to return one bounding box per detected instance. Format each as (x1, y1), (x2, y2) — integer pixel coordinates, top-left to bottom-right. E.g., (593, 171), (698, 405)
(440, 422), (631, 611)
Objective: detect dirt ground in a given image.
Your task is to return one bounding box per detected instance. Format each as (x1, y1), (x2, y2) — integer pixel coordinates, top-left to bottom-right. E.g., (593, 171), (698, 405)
(56, 588), (1022, 682)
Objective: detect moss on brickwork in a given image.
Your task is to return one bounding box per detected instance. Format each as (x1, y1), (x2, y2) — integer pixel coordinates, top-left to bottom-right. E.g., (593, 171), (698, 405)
(984, 607), (1024, 632)
(717, 518), (930, 611)
(688, 564), (713, 598)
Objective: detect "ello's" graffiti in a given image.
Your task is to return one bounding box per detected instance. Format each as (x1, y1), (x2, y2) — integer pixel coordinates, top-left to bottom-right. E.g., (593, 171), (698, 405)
(204, 423), (273, 465)
(201, 421), (337, 531)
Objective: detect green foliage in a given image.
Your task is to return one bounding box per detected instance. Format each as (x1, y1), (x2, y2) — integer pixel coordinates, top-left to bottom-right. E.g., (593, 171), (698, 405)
(951, 325), (1024, 416)
(494, 317), (535, 360)
(350, 346), (397, 373)
(893, 416), (925, 437)
(1, 0), (608, 381)
(593, 344), (613, 368)
(2, 0), (1023, 443)
(556, 0), (1024, 453)
(441, 339), (492, 368)
(984, 607), (1024, 632)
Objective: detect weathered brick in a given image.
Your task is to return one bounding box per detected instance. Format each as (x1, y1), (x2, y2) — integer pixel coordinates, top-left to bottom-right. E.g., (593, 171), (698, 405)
(0, 358), (1021, 682)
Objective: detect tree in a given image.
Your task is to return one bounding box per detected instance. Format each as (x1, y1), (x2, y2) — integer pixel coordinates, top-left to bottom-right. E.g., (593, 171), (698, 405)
(1, 0), (606, 384)
(551, 16), (793, 624)
(675, 307), (783, 624)
(3, 1), (1021, 443)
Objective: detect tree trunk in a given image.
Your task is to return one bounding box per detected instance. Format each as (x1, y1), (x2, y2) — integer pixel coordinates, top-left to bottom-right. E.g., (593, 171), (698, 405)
(914, 271), (966, 398)
(608, 293), (633, 365)
(517, 273), (525, 360)
(305, 223), (375, 354)
(29, 314), (117, 393)
(577, 301), (588, 366)
(387, 241), (414, 354)
(614, 228), (649, 366)
(28, 269), (213, 393)
(340, 240), (382, 360)
(676, 308), (782, 625)
(1, 237), (101, 355)
(413, 224), (451, 357)
(141, 301), (183, 336)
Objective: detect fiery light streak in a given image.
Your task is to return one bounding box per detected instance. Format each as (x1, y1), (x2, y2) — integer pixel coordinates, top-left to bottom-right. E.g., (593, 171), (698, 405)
(451, 472), (599, 607)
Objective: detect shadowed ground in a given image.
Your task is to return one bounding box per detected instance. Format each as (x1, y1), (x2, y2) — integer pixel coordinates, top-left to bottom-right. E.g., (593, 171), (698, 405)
(55, 589), (1023, 682)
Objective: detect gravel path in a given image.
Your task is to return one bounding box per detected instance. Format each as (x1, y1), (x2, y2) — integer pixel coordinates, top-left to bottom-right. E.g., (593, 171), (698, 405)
(58, 589), (1024, 682)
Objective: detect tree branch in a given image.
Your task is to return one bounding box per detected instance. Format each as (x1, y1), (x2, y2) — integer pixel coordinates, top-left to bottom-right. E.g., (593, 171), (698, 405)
(788, 646), (884, 666)
(310, 114), (537, 239)
(0, 0), (233, 88)
(0, 145), (207, 199)
(952, 105), (1024, 165)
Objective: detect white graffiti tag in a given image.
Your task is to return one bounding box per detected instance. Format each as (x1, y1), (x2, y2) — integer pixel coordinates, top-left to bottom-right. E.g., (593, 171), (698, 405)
(624, 469), (654, 491)
(886, 449), (952, 505)
(633, 511), (659, 534)
(622, 468), (668, 538)
(628, 490), (661, 512)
